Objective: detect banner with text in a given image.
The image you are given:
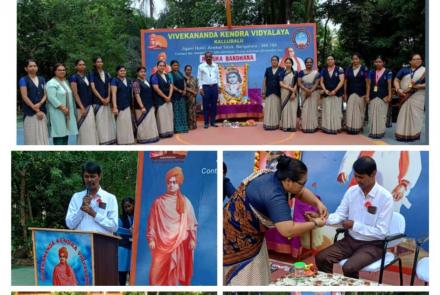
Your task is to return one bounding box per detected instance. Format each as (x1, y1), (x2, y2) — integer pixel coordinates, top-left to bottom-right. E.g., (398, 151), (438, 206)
(142, 24), (317, 102)
(34, 230), (93, 286)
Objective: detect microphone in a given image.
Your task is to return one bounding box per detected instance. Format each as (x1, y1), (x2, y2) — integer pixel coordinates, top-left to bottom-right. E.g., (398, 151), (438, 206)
(85, 183), (92, 198)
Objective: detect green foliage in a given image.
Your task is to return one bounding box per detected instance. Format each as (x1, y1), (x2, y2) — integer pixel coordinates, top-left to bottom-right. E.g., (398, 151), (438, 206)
(17, 0), (155, 80)
(17, 0), (424, 105)
(223, 293), (428, 295)
(345, 293), (428, 295)
(156, 0), (226, 28)
(11, 151), (138, 259)
(154, 0), (424, 71)
(318, 0), (425, 71)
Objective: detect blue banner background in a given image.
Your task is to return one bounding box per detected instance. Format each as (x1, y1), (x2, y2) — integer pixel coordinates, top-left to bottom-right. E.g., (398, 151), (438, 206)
(142, 24), (317, 101)
(35, 231), (93, 286)
(133, 151), (217, 285)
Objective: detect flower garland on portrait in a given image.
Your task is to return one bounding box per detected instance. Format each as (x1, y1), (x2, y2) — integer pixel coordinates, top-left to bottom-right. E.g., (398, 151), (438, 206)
(253, 151), (302, 172)
(219, 64), (249, 104)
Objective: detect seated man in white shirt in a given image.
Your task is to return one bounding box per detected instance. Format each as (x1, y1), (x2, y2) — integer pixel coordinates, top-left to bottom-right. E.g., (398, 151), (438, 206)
(66, 161), (118, 235)
(314, 156), (393, 279)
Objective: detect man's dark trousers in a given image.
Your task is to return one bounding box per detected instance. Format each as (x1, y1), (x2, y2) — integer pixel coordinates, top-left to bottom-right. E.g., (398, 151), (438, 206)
(202, 84), (218, 125)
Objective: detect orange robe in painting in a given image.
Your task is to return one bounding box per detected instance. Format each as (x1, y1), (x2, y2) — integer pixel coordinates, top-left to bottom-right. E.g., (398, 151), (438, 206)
(52, 263), (77, 285)
(147, 193), (198, 285)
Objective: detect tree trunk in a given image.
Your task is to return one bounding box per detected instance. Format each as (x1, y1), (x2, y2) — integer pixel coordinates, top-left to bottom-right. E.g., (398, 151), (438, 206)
(305, 0), (314, 21)
(264, 0), (270, 24)
(149, 0), (154, 18)
(18, 169), (27, 244)
(322, 16), (330, 66)
(284, 0), (290, 22)
(26, 186), (33, 223)
(270, 0), (277, 24)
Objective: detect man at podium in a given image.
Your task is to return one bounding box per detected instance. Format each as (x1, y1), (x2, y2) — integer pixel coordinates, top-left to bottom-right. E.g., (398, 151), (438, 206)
(66, 161), (119, 235)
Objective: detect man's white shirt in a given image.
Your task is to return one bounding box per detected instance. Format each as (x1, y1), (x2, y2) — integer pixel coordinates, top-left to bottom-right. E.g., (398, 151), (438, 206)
(66, 187), (118, 235)
(327, 182), (394, 241)
(197, 62), (220, 88)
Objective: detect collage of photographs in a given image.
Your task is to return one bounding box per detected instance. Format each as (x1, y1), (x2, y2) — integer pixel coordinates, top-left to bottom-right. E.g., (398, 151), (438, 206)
(7, 0), (434, 295)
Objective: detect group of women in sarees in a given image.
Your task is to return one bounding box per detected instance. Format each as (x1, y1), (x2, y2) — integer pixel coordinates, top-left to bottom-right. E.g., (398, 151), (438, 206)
(19, 57), (199, 145)
(262, 53), (426, 142)
(19, 52), (425, 144)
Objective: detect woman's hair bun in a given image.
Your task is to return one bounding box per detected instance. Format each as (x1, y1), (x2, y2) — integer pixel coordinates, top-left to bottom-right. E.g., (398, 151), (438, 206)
(276, 155), (290, 170)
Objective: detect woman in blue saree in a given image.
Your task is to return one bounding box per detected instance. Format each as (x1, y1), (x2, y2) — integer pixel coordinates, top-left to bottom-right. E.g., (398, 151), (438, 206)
(223, 155), (328, 285)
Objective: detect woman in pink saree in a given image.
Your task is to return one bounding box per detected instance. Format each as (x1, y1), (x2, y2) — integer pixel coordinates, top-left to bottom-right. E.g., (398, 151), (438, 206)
(147, 166), (198, 285)
(265, 196), (320, 257)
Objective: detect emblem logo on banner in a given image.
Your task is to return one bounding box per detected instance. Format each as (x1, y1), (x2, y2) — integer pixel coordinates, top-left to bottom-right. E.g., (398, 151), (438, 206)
(293, 29), (311, 49)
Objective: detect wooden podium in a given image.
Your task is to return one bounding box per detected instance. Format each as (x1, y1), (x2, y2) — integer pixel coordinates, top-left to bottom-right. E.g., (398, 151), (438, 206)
(30, 227), (120, 286)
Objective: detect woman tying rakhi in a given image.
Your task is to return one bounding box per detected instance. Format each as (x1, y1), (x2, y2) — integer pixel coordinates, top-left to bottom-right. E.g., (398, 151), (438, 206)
(223, 155), (328, 286)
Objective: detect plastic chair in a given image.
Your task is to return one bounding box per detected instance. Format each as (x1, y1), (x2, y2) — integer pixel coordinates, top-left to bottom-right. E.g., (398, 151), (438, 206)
(333, 212), (406, 285)
(410, 236), (429, 285)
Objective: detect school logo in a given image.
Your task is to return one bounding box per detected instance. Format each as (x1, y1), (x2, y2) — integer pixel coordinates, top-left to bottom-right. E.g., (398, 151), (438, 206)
(293, 29), (310, 49)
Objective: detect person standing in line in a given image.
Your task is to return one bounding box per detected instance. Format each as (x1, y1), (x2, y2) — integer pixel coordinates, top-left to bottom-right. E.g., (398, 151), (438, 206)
(46, 63), (78, 145)
(89, 56), (116, 145)
(111, 65), (135, 145)
(184, 65), (198, 130)
(151, 60), (174, 138)
(70, 59), (98, 145)
(298, 57), (321, 133)
(394, 53), (426, 142)
(320, 55), (345, 134)
(262, 56), (284, 130)
(18, 59), (49, 145)
(132, 66), (160, 143)
(279, 57), (298, 132)
(197, 51), (220, 128)
(169, 60), (189, 133)
(366, 55), (392, 139)
(344, 53), (369, 135)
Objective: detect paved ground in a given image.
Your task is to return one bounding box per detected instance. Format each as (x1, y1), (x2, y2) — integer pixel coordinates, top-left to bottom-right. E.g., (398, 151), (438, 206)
(16, 119), (426, 145)
(11, 265), (34, 286)
(12, 259), (427, 286)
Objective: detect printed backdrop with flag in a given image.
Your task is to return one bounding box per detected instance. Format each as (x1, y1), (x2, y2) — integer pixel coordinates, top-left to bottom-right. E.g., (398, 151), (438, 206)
(141, 24), (317, 117)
